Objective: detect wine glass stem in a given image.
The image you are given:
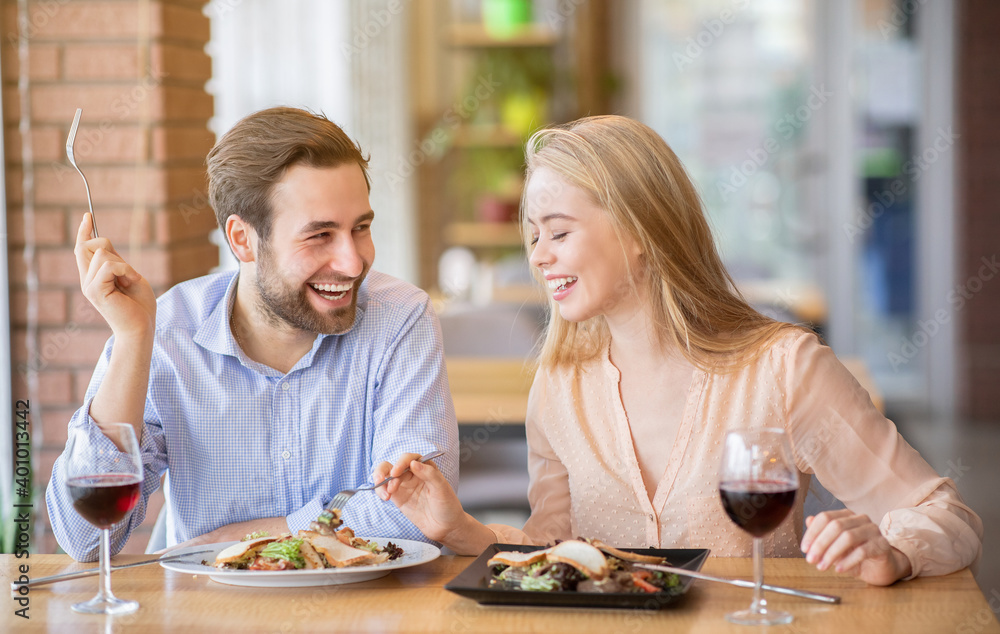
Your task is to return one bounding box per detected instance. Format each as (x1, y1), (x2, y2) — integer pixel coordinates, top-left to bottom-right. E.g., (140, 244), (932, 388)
(99, 528), (113, 601)
(751, 537), (767, 614)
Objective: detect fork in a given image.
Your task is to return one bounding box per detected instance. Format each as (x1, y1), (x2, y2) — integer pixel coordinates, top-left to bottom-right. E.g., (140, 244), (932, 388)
(325, 449), (445, 511)
(66, 107), (98, 237)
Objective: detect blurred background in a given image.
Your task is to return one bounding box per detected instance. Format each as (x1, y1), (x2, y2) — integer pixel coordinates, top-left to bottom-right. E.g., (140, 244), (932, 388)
(0, 0), (996, 596)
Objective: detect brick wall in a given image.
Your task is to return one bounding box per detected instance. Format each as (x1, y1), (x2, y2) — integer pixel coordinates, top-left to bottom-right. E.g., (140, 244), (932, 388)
(3, 0), (217, 553)
(957, 0), (1000, 421)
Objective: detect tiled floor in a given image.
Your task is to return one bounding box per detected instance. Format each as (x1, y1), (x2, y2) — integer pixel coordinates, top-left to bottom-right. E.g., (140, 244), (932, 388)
(893, 412), (1000, 599)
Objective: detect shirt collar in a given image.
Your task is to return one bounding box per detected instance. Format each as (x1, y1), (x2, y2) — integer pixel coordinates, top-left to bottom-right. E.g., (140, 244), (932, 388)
(192, 271), (370, 371)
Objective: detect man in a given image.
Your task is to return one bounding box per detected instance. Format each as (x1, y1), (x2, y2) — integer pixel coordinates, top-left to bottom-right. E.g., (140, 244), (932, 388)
(46, 107), (459, 561)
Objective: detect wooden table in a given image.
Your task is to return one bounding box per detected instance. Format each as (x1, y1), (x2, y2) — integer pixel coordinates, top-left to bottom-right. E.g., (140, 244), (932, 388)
(4, 554), (995, 633)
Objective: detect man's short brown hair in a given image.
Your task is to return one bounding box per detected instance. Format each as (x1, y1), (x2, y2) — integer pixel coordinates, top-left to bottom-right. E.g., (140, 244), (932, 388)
(207, 107), (370, 244)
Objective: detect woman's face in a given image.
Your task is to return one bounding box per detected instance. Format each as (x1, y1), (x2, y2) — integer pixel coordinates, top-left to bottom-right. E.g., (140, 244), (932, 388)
(525, 167), (644, 324)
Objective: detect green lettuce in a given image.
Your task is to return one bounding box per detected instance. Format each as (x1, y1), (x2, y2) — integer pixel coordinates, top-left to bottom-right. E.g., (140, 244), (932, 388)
(259, 538), (306, 569)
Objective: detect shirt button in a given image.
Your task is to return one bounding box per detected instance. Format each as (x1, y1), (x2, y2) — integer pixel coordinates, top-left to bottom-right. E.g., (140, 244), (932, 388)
(282, 450), (290, 460)
(649, 514), (655, 521)
(282, 382), (290, 391)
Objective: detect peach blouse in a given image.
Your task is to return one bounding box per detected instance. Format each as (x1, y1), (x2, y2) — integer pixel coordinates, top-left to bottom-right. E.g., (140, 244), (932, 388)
(489, 331), (983, 577)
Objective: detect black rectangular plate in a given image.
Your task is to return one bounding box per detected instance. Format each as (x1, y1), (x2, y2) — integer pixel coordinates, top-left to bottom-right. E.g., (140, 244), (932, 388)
(444, 543), (710, 609)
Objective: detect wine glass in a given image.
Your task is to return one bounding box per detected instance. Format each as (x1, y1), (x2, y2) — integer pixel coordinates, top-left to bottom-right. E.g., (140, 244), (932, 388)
(64, 423), (143, 615)
(719, 428), (799, 626)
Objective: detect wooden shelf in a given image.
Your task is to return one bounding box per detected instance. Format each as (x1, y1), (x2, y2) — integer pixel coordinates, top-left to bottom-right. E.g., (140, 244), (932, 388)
(444, 222), (524, 249)
(447, 23), (560, 48)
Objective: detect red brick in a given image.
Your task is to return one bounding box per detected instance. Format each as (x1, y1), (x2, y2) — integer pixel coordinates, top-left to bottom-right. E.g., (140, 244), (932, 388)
(52, 122), (148, 163)
(30, 84), (159, 125)
(36, 164), (159, 206)
(161, 166), (209, 203)
(10, 368), (70, 406)
(37, 246), (79, 286)
(5, 164), (23, 204)
(36, 326), (111, 366)
(7, 209), (68, 246)
(40, 405), (79, 446)
(69, 293), (109, 328)
(63, 43), (140, 80)
(4, 125), (64, 163)
(159, 86), (213, 121)
(157, 2), (211, 43)
(11, 288), (68, 326)
(152, 42), (211, 84)
(10, 327), (27, 364)
(58, 205), (153, 246)
(132, 239), (215, 286)
(3, 85), (21, 123)
(74, 367), (96, 402)
(155, 201), (218, 243)
(151, 125), (214, 162)
(1, 42), (59, 80)
(18, 1), (141, 41)
(8, 247), (28, 286)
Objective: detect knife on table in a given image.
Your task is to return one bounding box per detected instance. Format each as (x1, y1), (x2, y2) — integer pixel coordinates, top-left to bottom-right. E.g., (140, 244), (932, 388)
(635, 562), (841, 604)
(10, 549), (215, 591)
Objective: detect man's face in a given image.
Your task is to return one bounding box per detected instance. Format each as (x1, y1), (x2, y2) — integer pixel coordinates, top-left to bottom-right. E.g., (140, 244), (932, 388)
(254, 162), (375, 335)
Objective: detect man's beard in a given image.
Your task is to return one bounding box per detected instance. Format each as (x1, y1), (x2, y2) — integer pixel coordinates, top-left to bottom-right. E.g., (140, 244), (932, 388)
(254, 247), (366, 336)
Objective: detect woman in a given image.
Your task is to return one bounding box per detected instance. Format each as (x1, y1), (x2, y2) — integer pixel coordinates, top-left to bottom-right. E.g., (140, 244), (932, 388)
(377, 115), (982, 586)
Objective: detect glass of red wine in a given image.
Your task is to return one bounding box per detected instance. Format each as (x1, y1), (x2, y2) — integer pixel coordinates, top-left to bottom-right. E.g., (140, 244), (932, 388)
(719, 428), (799, 626)
(64, 423), (143, 615)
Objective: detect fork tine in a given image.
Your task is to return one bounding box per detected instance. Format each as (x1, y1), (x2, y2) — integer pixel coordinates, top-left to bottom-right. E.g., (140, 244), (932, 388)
(66, 107), (98, 237)
(328, 492), (350, 511)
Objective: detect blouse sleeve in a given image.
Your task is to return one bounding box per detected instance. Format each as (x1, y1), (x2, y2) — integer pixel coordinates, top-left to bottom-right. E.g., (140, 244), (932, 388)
(487, 370), (573, 546)
(783, 333), (983, 577)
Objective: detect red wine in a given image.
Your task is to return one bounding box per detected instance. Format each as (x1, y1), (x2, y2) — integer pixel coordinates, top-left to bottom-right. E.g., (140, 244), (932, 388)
(67, 475), (141, 529)
(719, 481), (797, 537)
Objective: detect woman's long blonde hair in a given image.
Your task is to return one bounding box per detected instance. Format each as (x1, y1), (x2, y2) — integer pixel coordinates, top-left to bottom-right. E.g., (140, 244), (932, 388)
(524, 115), (804, 370)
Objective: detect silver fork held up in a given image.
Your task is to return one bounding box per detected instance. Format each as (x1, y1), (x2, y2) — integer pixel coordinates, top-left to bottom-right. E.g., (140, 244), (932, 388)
(66, 108), (98, 238)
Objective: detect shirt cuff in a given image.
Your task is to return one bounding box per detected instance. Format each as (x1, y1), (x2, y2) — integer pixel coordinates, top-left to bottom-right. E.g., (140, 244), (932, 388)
(286, 498), (325, 534)
(882, 515), (921, 580)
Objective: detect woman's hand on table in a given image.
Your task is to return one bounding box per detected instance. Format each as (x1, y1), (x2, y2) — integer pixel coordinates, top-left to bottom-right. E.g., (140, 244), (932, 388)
(801, 509), (912, 586)
(376, 458), (495, 555)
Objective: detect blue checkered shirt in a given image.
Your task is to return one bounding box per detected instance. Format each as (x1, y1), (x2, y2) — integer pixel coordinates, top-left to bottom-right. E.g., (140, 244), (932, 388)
(46, 270), (459, 561)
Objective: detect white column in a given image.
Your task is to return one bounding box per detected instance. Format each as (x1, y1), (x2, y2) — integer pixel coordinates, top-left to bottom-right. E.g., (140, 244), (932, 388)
(915, 0), (957, 419)
(348, 0), (417, 284)
(816, 0), (859, 355)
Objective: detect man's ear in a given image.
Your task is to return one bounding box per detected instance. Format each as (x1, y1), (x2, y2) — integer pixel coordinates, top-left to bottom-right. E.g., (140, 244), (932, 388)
(226, 215), (257, 263)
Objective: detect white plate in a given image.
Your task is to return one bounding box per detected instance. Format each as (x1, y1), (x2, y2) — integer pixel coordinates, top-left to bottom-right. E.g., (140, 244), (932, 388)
(160, 537), (440, 588)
